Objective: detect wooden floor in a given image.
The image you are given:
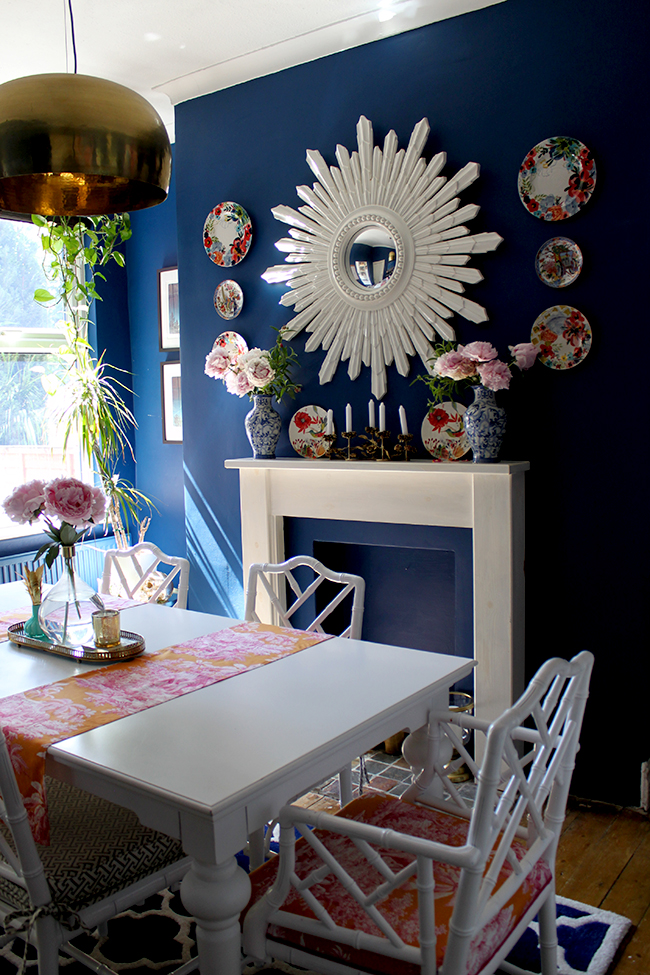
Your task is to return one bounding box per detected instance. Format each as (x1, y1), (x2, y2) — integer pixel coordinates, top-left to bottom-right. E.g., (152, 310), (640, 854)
(555, 796), (650, 973)
(297, 789), (650, 974)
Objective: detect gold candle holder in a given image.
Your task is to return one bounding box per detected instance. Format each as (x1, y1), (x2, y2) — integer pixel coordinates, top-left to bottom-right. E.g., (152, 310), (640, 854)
(377, 430), (392, 461)
(395, 433), (416, 461)
(92, 609), (121, 648)
(342, 430), (357, 460)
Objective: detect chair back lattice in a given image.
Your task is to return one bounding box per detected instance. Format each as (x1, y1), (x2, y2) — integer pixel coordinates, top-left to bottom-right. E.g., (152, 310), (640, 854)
(244, 556), (365, 639)
(243, 651), (594, 975)
(100, 543), (190, 609)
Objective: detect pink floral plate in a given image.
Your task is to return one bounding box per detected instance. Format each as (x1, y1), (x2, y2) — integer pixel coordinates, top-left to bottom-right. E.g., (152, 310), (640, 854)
(518, 137), (596, 220)
(531, 305), (592, 370)
(214, 280), (244, 319)
(535, 237), (583, 288)
(203, 202), (252, 267)
(289, 406), (329, 458)
(212, 330), (248, 358)
(421, 402), (470, 461)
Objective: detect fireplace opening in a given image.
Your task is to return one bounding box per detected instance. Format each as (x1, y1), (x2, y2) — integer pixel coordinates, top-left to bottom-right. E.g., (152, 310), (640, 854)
(284, 518), (474, 693)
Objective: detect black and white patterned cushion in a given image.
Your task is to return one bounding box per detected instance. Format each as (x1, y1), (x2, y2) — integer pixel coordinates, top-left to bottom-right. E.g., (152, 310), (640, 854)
(0, 777), (185, 917)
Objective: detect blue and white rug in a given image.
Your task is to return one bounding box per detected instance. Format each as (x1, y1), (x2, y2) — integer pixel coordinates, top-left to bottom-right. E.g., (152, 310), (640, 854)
(499, 895), (632, 975)
(0, 891), (631, 975)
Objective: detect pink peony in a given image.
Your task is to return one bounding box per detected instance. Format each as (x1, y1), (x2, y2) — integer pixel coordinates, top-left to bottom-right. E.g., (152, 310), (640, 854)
(242, 351), (275, 389)
(478, 359), (512, 391)
(458, 341), (499, 362)
(43, 477), (104, 528)
(88, 485), (107, 524)
(2, 479), (46, 524)
(204, 349), (232, 379)
(509, 342), (539, 370)
(434, 351), (477, 381)
(225, 369), (253, 397)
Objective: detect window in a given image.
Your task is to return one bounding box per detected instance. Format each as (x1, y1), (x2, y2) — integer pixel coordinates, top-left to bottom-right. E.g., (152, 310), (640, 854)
(0, 218), (89, 540)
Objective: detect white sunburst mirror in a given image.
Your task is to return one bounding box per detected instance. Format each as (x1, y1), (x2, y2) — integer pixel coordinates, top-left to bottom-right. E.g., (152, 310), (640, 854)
(262, 116), (503, 400)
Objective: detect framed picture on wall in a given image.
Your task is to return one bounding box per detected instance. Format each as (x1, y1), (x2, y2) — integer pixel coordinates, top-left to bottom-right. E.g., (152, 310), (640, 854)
(158, 267), (180, 350)
(161, 361), (183, 443)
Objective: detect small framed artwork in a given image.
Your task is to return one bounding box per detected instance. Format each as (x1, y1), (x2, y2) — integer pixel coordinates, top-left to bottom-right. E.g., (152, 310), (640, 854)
(161, 361), (183, 443)
(158, 267), (180, 350)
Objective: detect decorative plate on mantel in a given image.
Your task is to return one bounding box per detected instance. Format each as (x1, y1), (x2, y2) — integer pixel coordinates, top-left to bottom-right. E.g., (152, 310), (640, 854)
(421, 402), (470, 460)
(531, 305), (592, 369)
(203, 202), (252, 266)
(289, 406), (329, 458)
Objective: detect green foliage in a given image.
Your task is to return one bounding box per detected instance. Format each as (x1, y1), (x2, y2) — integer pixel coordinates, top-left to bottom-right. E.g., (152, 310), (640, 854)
(264, 332), (301, 403)
(32, 213), (152, 546)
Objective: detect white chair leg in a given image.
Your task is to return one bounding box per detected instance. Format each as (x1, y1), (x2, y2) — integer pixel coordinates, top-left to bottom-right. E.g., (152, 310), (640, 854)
(338, 766), (353, 806)
(538, 886), (558, 975)
(248, 826), (266, 871)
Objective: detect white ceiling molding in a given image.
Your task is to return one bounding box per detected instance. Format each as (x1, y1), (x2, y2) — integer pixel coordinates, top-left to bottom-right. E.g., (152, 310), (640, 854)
(156, 0), (507, 107)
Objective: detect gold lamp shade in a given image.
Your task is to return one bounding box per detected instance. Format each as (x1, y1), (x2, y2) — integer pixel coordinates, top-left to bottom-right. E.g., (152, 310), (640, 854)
(0, 73), (172, 216)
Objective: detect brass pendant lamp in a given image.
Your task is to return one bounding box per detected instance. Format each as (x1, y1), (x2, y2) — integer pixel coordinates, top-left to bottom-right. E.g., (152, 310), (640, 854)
(0, 3), (171, 216)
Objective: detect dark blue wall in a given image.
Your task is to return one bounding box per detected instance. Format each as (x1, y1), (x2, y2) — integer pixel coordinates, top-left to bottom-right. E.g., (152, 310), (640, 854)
(126, 0), (649, 805)
(125, 154), (186, 557)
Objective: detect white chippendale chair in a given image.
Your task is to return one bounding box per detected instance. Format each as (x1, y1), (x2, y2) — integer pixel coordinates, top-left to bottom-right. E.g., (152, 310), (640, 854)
(243, 651), (594, 975)
(245, 555), (366, 866)
(100, 542), (190, 609)
(244, 555), (365, 641)
(0, 728), (197, 975)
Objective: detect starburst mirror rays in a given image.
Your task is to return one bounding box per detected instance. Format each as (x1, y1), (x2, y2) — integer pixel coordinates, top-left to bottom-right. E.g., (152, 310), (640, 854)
(262, 116), (503, 399)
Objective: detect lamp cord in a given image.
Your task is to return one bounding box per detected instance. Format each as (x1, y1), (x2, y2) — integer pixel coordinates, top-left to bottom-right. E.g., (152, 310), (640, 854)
(65, 0), (78, 73)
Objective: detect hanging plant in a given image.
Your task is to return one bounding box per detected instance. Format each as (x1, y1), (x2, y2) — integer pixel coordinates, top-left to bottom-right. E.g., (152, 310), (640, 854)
(32, 213), (154, 548)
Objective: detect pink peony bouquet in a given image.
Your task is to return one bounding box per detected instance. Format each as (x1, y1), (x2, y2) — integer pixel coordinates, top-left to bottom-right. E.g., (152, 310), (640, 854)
(204, 333), (300, 403)
(420, 339), (539, 404)
(3, 476), (106, 568)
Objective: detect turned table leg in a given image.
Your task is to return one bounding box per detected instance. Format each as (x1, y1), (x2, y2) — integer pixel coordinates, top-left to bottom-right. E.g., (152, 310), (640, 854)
(180, 855), (251, 975)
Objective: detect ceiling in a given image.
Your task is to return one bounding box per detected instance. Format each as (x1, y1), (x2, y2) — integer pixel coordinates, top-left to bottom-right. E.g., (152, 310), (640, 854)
(1, 0), (504, 142)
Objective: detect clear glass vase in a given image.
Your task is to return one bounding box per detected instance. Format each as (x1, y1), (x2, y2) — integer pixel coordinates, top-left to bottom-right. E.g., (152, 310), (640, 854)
(39, 547), (104, 648)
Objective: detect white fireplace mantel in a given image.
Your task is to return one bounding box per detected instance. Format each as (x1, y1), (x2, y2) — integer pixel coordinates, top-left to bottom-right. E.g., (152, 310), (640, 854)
(225, 458), (529, 723)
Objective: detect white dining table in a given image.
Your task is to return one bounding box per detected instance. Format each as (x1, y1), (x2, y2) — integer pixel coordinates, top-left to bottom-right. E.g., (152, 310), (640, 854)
(1, 598), (475, 975)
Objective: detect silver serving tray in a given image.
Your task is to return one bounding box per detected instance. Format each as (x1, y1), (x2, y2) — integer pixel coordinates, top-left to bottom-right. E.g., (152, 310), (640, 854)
(7, 622), (145, 663)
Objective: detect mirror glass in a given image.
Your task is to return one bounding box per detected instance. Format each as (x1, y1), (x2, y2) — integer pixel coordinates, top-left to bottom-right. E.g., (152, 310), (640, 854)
(345, 225), (396, 289)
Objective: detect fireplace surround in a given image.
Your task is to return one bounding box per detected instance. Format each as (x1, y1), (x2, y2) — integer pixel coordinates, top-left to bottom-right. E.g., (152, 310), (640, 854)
(225, 458), (528, 724)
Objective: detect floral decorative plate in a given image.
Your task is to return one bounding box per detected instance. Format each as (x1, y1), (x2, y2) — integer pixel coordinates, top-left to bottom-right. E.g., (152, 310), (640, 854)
(289, 406), (330, 458)
(531, 306), (592, 370)
(214, 280), (244, 319)
(535, 237), (583, 288)
(212, 330), (248, 358)
(421, 402), (470, 461)
(518, 137), (596, 220)
(203, 202), (252, 267)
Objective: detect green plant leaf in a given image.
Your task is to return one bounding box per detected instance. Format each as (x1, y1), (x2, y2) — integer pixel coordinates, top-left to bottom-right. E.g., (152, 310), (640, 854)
(34, 288), (56, 303)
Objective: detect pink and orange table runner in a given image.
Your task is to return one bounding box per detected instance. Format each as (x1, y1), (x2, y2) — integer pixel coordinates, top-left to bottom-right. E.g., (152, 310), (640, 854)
(0, 620), (331, 844)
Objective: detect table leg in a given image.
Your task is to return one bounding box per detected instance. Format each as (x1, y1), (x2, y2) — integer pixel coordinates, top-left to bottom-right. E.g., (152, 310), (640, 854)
(180, 856), (251, 975)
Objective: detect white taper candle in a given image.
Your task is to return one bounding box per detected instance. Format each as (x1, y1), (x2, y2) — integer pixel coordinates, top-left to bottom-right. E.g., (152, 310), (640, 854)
(399, 405), (408, 435)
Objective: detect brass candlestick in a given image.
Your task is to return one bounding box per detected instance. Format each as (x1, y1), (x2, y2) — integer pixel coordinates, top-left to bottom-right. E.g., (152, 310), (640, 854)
(359, 426), (379, 459)
(377, 430), (392, 461)
(394, 433), (416, 461)
(342, 430), (358, 460)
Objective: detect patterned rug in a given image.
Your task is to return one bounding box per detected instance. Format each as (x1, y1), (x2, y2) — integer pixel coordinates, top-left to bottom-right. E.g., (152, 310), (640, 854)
(0, 889), (631, 975)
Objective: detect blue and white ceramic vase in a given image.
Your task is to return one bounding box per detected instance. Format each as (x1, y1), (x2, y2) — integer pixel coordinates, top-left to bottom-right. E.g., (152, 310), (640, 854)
(245, 394), (282, 459)
(463, 385), (507, 463)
